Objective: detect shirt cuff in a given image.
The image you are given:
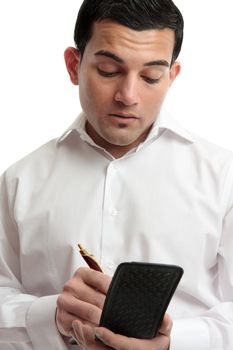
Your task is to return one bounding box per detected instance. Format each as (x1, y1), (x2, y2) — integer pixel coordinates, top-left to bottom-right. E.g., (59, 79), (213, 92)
(170, 318), (210, 350)
(26, 294), (68, 350)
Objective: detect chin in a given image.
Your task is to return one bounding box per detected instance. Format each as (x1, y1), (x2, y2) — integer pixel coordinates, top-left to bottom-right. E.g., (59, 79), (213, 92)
(105, 136), (135, 147)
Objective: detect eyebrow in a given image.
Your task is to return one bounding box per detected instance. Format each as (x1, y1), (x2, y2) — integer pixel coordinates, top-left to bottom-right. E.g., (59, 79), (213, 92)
(94, 50), (170, 67)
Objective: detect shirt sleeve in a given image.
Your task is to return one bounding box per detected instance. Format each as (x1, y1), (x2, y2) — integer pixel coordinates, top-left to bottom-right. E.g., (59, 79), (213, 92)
(170, 318), (210, 350)
(0, 172), (68, 350)
(170, 163), (233, 350)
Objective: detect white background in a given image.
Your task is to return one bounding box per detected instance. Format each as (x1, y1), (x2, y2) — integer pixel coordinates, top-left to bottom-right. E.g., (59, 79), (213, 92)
(0, 1), (233, 174)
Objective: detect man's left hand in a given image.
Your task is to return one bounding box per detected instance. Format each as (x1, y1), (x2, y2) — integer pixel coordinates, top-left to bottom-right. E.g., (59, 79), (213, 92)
(72, 313), (172, 350)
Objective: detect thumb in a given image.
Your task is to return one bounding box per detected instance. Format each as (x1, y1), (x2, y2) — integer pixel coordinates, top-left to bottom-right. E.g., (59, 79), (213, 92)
(158, 314), (173, 336)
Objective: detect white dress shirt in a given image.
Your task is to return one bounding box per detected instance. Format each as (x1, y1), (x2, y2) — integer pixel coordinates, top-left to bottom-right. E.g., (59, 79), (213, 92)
(0, 110), (233, 350)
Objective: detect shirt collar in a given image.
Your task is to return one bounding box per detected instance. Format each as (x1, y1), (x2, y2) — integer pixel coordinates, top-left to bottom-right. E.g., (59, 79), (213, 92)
(158, 109), (196, 143)
(58, 112), (93, 144)
(57, 109), (195, 146)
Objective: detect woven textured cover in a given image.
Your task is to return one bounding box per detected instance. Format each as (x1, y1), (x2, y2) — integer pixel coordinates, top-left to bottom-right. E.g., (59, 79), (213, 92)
(100, 262), (183, 339)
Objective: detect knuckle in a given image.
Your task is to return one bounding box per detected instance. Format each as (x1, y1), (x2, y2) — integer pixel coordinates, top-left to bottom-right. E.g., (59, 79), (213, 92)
(63, 277), (76, 291)
(56, 309), (64, 324)
(56, 294), (65, 309)
(74, 266), (89, 278)
(95, 294), (105, 309)
(95, 273), (111, 292)
(57, 290), (74, 312)
(86, 306), (100, 323)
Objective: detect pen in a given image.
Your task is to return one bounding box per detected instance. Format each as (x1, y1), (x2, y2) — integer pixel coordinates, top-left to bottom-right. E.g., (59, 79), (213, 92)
(78, 243), (104, 272)
(69, 244), (104, 345)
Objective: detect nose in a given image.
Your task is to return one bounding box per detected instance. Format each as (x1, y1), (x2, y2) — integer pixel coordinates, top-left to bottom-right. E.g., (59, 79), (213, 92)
(114, 74), (139, 106)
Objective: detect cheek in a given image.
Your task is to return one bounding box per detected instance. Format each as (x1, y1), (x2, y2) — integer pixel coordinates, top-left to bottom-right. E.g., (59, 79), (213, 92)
(143, 86), (167, 110)
(80, 75), (112, 110)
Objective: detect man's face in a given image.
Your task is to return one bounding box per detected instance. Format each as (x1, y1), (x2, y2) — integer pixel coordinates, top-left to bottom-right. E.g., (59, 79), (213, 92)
(66, 21), (180, 156)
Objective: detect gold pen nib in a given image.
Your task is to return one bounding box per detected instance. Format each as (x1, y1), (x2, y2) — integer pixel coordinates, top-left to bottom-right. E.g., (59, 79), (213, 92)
(78, 243), (90, 256)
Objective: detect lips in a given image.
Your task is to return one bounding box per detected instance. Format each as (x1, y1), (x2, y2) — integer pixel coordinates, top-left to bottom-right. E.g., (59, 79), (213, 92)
(108, 113), (139, 119)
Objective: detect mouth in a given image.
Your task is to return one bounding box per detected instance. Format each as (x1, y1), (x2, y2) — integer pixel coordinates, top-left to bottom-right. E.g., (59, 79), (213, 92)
(108, 113), (139, 120)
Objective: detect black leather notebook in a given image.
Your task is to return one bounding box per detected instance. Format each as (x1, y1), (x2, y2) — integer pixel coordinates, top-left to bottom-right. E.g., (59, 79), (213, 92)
(99, 262), (183, 339)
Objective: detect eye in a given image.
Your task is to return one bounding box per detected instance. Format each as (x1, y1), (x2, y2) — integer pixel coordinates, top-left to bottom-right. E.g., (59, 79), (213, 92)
(97, 68), (119, 78)
(141, 76), (160, 85)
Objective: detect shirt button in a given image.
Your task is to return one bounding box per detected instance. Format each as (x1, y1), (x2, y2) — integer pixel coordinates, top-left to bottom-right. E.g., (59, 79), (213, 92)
(107, 262), (115, 269)
(109, 208), (118, 216)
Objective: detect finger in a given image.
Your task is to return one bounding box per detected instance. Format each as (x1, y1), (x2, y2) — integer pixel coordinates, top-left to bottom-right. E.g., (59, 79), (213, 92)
(63, 267), (111, 309)
(58, 293), (101, 325)
(95, 327), (136, 350)
(73, 320), (112, 349)
(56, 307), (79, 336)
(62, 273), (106, 309)
(95, 327), (170, 350)
(158, 314), (173, 336)
(72, 320), (85, 346)
(75, 267), (111, 294)
(75, 282), (106, 309)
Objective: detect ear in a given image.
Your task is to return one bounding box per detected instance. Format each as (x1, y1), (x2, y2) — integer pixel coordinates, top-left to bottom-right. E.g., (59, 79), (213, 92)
(64, 47), (80, 85)
(169, 61), (181, 86)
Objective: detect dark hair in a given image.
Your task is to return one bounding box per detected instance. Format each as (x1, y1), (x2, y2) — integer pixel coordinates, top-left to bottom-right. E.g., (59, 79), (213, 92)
(74, 0), (184, 65)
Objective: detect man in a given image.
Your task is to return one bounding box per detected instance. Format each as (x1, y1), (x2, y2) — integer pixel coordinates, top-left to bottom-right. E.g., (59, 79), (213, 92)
(0, 0), (233, 349)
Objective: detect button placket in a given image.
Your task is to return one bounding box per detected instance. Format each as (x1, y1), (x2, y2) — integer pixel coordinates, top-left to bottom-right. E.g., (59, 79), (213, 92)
(103, 163), (120, 218)
(100, 161), (123, 270)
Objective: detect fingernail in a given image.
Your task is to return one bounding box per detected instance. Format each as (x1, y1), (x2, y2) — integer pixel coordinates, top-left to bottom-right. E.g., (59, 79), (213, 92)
(95, 332), (104, 343)
(69, 336), (78, 345)
(71, 326), (82, 345)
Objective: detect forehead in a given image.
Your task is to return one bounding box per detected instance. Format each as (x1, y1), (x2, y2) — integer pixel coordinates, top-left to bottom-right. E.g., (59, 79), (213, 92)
(84, 20), (175, 62)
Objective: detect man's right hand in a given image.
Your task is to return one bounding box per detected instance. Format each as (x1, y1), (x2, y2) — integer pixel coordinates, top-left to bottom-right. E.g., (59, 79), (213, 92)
(56, 267), (111, 337)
